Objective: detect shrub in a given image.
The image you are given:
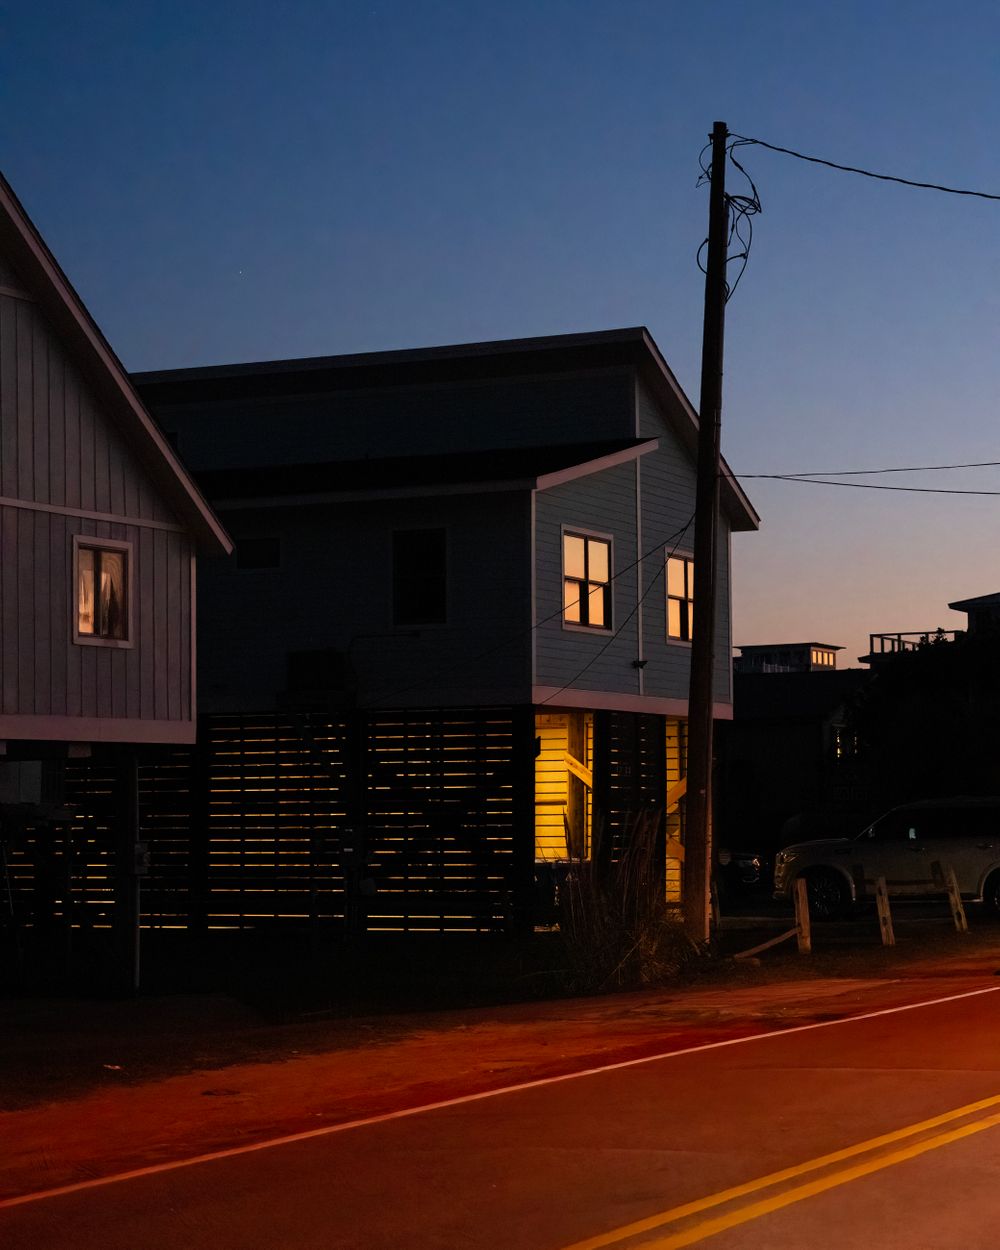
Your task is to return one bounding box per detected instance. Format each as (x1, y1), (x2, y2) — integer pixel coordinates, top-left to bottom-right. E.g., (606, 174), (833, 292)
(558, 808), (697, 992)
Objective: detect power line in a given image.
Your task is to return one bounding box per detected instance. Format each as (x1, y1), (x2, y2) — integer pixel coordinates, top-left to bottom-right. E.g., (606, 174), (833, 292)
(697, 138), (762, 302)
(368, 513), (696, 708)
(538, 514), (695, 708)
(731, 474), (1000, 497)
(737, 458), (1000, 479)
(731, 134), (1000, 203)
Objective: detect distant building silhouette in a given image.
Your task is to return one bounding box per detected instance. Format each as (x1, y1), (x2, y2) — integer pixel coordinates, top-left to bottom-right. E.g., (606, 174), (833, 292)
(734, 642), (841, 674)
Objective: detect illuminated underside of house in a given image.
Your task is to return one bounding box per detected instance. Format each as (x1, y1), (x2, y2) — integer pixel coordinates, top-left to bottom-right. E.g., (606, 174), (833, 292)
(534, 710), (687, 906)
(7, 705), (691, 943)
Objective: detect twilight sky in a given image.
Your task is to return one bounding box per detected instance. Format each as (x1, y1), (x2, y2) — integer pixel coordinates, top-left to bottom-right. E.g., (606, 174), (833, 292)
(4, 1), (999, 665)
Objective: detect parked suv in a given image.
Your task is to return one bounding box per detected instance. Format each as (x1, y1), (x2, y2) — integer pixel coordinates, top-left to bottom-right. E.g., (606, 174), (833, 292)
(773, 797), (1000, 920)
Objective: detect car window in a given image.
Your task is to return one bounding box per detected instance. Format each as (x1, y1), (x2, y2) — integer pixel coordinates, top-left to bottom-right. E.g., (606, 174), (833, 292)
(903, 810), (948, 840)
(861, 805), (1000, 842)
(863, 812), (913, 842)
(932, 808), (1000, 839)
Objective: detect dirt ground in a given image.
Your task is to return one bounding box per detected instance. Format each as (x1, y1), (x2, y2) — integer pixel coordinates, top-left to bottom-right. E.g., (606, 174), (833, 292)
(4, 918), (1000, 1202)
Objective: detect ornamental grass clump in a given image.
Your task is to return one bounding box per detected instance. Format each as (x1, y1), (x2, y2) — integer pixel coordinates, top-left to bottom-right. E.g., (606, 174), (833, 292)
(559, 808), (697, 992)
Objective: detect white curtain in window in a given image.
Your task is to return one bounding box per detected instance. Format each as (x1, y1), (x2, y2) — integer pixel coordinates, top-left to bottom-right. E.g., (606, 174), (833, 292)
(99, 551), (126, 638)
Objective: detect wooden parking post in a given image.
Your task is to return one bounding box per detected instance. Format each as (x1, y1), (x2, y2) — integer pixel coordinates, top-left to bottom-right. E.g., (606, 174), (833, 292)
(945, 865), (968, 933)
(931, 860), (968, 933)
(875, 876), (895, 947)
(709, 877), (721, 931)
(793, 876), (812, 955)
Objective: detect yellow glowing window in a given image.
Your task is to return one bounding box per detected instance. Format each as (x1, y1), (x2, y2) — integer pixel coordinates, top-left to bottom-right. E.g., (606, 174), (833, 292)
(667, 555), (694, 641)
(563, 533), (611, 630)
(77, 544), (128, 641)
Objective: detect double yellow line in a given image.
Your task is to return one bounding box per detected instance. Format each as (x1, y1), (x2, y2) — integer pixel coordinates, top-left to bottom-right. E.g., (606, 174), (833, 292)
(560, 1090), (1000, 1250)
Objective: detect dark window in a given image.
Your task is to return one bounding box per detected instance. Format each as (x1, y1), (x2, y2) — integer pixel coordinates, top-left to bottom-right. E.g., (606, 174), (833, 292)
(77, 545), (128, 640)
(393, 528), (447, 625)
(236, 537), (281, 569)
(563, 533), (612, 629)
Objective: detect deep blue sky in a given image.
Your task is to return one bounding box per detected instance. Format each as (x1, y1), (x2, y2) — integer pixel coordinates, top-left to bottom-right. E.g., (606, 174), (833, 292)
(4, 1), (1000, 662)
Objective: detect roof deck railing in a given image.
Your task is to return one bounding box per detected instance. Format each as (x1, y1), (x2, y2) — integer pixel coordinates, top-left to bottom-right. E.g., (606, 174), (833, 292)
(866, 629), (964, 657)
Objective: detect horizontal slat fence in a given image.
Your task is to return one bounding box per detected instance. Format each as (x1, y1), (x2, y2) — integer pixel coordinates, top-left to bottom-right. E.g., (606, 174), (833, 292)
(3, 707), (673, 952)
(10, 709), (522, 939)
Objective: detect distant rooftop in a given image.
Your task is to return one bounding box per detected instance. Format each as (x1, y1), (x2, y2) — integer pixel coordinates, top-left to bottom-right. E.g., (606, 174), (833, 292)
(738, 642), (843, 653)
(735, 641), (843, 675)
(949, 592), (1000, 612)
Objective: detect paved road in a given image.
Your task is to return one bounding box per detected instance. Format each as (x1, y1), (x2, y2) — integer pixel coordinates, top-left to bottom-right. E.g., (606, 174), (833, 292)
(5, 984), (1000, 1249)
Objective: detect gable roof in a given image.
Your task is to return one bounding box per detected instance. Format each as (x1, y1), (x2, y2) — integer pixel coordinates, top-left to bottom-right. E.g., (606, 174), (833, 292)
(0, 173), (231, 555)
(134, 327), (759, 533)
(196, 439), (659, 507)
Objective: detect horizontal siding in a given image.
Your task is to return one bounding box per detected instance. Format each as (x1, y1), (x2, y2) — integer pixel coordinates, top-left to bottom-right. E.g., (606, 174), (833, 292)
(534, 461), (640, 696)
(145, 369), (636, 470)
(197, 493), (532, 713)
(636, 379), (733, 707)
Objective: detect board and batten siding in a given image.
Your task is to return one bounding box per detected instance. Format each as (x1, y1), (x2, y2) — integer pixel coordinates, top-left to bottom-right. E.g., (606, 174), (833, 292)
(0, 275), (195, 742)
(636, 378), (733, 707)
(534, 461), (641, 697)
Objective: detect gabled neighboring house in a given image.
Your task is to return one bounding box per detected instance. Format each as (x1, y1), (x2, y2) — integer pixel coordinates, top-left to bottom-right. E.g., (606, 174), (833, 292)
(128, 330), (757, 932)
(0, 173), (231, 751)
(0, 173), (230, 984)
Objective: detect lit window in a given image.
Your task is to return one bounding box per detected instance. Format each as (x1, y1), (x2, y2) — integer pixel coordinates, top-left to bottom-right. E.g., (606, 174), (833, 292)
(563, 533), (611, 629)
(393, 528), (446, 625)
(667, 555), (694, 641)
(77, 544), (129, 641)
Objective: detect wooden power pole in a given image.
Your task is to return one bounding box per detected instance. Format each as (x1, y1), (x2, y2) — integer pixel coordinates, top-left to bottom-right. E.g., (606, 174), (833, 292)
(683, 121), (729, 945)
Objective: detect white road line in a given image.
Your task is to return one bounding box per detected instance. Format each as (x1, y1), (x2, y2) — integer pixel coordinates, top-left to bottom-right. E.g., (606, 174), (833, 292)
(3, 982), (998, 1211)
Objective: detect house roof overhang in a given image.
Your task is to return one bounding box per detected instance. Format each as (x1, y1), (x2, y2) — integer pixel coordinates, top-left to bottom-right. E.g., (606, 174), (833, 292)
(198, 439), (660, 510)
(948, 592), (1000, 612)
(134, 327), (759, 533)
(0, 173), (231, 555)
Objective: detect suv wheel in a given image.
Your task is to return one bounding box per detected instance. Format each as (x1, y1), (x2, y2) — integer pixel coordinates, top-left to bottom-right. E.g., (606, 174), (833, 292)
(983, 871), (1000, 917)
(803, 868), (851, 921)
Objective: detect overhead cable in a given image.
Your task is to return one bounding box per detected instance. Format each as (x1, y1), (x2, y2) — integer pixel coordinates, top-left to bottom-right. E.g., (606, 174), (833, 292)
(369, 513), (696, 708)
(737, 459), (1000, 479)
(729, 473), (1000, 496)
(731, 134), (1000, 202)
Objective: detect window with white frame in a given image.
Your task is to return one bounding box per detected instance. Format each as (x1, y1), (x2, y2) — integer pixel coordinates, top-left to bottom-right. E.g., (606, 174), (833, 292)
(666, 554), (694, 641)
(75, 539), (131, 643)
(563, 532), (611, 630)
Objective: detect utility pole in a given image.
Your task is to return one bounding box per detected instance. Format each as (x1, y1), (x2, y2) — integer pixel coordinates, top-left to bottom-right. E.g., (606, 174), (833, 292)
(683, 121), (729, 945)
